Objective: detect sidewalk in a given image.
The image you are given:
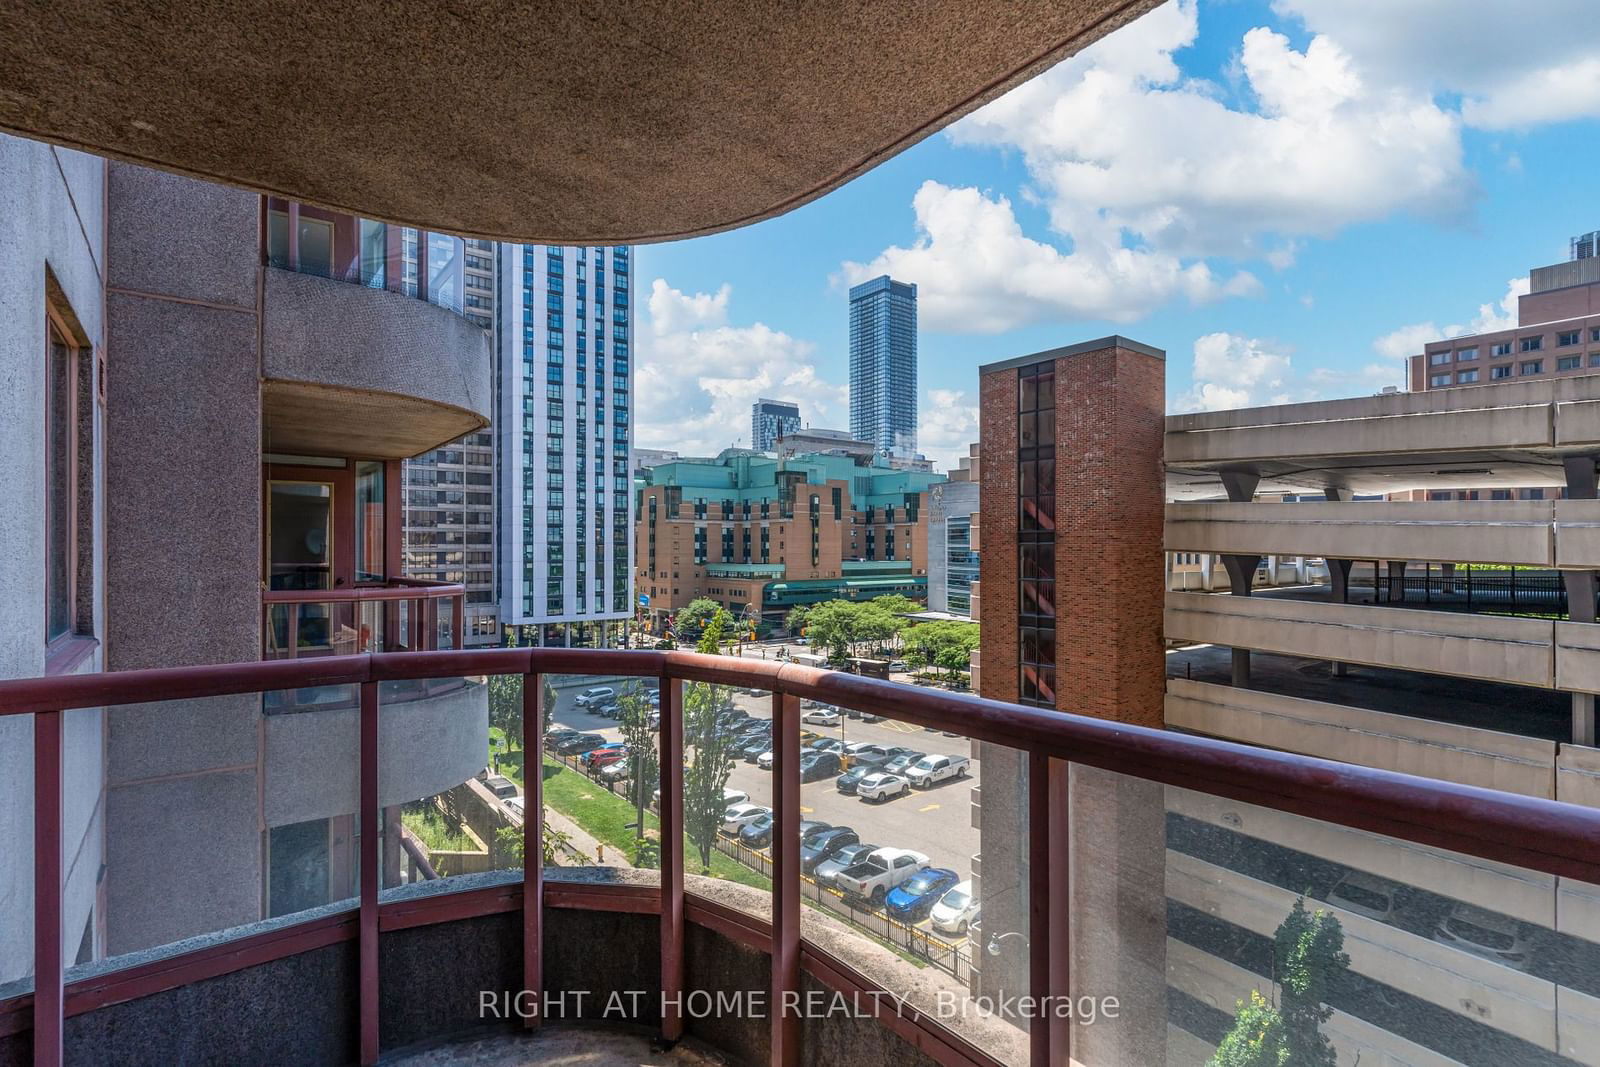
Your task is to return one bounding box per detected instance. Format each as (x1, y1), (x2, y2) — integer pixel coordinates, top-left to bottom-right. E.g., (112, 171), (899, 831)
(542, 805), (633, 868)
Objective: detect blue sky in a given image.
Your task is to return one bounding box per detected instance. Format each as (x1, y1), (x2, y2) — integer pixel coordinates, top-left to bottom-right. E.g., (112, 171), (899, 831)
(634, 0), (1600, 468)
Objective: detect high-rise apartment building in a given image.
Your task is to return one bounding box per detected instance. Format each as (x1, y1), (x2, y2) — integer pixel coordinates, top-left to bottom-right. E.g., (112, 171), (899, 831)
(750, 397), (802, 452)
(497, 243), (635, 646)
(848, 274), (918, 453)
(926, 443), (981, 618)
(401, 238), (500, 645)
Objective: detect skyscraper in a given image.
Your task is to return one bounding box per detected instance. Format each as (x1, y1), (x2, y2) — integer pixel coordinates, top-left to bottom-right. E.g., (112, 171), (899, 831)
(750, 397), (801, 451)
(848, 274), (917, 453)
(497, 243), (635, 645)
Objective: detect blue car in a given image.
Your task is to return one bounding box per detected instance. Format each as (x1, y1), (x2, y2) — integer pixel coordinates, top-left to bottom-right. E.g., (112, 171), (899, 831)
(884, 867), (961, 922)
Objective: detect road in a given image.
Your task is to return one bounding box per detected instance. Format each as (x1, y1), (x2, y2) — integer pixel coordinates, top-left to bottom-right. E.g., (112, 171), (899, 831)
(544, 675), (982, 886)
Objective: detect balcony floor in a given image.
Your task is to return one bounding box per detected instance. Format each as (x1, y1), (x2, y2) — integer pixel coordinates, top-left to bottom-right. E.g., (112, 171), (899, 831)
(387, 1024), (732, 1067)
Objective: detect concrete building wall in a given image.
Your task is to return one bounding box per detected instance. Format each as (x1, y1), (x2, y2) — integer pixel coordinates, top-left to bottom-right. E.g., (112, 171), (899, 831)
(102, 162), (264, 956)
(0, 133), (108, 984)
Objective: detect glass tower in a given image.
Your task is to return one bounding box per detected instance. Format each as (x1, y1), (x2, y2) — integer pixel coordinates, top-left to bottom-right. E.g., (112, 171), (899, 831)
(751, 397), (801, 451)
(848, 274), (917, 453)
(497, 243), (634, 640)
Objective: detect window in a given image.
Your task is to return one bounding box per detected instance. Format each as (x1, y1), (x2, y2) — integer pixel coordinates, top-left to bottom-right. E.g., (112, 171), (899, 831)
(1428, 351), (1451, 366)
(1456, 369), (1479, 383)
(1456, 347), (1478, 361)
(1593, 327), (1600, 344)
(1520, 360), (1543, 375)
(1492, 364), (1513, 379)
(1590, 353), (1600, 367)
(1521, 336), (1544, 352)
(1429, 373), (1450, 387)
(47, 319), (90, 643)
(1560, 331), (1582, 347)
(1491, 342), (1513, 357)
(354, 461), (385, 582)
(1559, 355), (1583, 371)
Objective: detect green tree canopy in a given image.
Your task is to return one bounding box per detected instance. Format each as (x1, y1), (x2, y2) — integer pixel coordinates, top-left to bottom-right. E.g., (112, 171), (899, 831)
(675, 598), (722, 639)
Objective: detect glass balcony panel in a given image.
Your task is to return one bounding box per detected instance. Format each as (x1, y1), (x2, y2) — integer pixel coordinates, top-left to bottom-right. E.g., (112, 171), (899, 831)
(1160, 779), (1600, 1064)
(685, 683), (774, 918)
(0, 712), (39, 998)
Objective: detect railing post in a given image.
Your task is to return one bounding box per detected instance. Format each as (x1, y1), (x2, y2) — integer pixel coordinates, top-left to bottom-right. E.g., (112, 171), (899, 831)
(359, 680), (379, 1065)
(1029, 753), (1071, 1067)
(286, 603), (299, 660)
(425, 596), (440, 651)
(452, 595), (465, 650)
(771, 690), (802, 1067)
(522, 670), (544, 1029)
(659, 674), (685, 1044)
(33, 709), (63, 1067)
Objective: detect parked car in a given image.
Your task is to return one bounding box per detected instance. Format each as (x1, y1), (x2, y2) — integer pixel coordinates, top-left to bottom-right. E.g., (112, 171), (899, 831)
(798, 820), (832, 844)
(504, 795), (525, 818)
(930, 880), (979, 935)
(880, 751), (926, 775)
(484, 774), (518, 799)
(886, 867), (961, 922)
(555, 732), (607, 756)
(543, 728), (580, 750)
(739, 813), (775, 849)
(720, 803), (771, 834)
(835, 764), (871, 796)
(1327, 871), (1401, 923)
(888, 660), (907, 672)
(575, 686), (615, 708)
(738, 736), (773, 763)
(596, 702), (623, 719)
(834, 848), (931, 904)
(801, 826), (860, 874)
(800, 751), (842, 782)
(905, 753), (970, 788)
(809, 738), (846, 756)
(857, 771), (912, 802)
(801, 699), (827, 709)
(580, 741), (626, 767)
(861, 712), (884, 723)
(813, 842), (878, 887)
(1433, 902), (1533, 970)
(586, 747), (630, 770)
(801, 707), (841, 727)
(597, 760), (632, 783)
(840, 742), (893, 769)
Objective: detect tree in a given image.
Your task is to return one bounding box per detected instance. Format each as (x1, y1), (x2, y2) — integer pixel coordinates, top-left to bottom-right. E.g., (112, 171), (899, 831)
(785, 604), (811, 635)
(676, 598), (722, 640)
(935, 645), (969, 683)
(903, 649), (927, 676)
(496, 822), (586, 867)
(617, 687), (659, 866)
(1209, 897), (1348, 1067)
(698, 609), (732, 655)
(681, 680), (736, 875)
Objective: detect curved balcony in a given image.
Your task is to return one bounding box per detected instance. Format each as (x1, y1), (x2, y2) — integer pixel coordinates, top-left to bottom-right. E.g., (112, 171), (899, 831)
(5, 651), (1600, 1067)
(260, 261), (490, 460)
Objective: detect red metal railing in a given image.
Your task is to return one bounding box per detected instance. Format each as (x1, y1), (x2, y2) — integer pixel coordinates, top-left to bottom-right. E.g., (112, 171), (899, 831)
(261, 578), (465, 660)
(7, 648), (1600, 1067)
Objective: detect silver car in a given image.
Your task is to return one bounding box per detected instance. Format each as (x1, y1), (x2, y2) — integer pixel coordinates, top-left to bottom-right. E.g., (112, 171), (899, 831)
(813, 842), (879, 888)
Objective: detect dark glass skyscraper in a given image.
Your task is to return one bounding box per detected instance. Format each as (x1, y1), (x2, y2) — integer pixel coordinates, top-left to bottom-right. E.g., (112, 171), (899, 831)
(848, 275), (917, 453)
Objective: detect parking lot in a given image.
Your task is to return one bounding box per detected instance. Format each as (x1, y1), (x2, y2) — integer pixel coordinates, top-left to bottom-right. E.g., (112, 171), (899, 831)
(542, 674), (982, 920)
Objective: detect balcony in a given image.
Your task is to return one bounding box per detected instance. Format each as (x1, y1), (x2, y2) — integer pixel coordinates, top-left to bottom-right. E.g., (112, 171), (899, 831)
(262, 579), (467, 660)
(4, 650), (1600, 1067)
(261, 204), (492, 460)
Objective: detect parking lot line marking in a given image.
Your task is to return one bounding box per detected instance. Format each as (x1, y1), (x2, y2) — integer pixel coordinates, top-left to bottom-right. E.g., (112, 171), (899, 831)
(918, 803), (940, 813)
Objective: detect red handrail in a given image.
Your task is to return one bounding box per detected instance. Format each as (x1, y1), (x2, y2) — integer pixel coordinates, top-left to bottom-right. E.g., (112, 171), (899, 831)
(261, 581), (465, 604)
(8, 648), (1600, 1067)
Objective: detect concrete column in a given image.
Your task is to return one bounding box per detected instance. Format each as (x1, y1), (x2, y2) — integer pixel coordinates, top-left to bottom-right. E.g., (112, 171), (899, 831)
(1561, 456), (1598, 745)
(1323, 488), (1354, 671)
(1219, 471), (1260, 686)
(1387, 559), (1407, 602)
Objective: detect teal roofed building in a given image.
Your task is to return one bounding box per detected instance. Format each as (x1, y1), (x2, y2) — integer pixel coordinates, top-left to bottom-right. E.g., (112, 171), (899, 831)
(635, 449), (945, 628)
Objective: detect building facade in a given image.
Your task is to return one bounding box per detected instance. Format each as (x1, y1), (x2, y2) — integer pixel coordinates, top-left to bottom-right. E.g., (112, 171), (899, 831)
(496, 243), (635, 646)
(400, 238), (501, 645)
(848, 274), (918, 454)
(926, 444), (980, 618)
(0, 136), (491, 982)
(634, 450), (943, 628)
(1408, 235), (1600, 395)
(750, 398), (802, 452)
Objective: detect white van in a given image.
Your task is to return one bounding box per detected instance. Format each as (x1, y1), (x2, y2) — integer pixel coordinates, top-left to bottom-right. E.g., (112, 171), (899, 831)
(575, 686), (616, 708)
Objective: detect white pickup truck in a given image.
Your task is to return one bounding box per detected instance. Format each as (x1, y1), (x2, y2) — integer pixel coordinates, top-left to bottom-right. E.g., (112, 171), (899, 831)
(905, 753), (970, 788)
(832, 847), (929, 903)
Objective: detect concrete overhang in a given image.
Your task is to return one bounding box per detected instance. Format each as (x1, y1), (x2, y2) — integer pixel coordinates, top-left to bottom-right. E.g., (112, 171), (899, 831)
(261, 267), (491, 459)
(0, 0), (1160, 243)
(1166, 377), (1600, 500)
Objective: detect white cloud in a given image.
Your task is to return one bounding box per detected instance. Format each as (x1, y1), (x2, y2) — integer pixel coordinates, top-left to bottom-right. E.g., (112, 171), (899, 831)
(841, 181), (1258, 332)
(1272, 0), (1600, 130)
(949, 0), (1471, 261)
(1371, 277), (1530, 361)
(917, 389), (980, 471)
(1175, 331), (1404, 412)
(636, 279), (847, 456)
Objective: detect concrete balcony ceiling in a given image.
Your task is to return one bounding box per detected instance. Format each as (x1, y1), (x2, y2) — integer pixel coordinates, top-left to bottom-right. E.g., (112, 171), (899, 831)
(0, 0), (1160, 243)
